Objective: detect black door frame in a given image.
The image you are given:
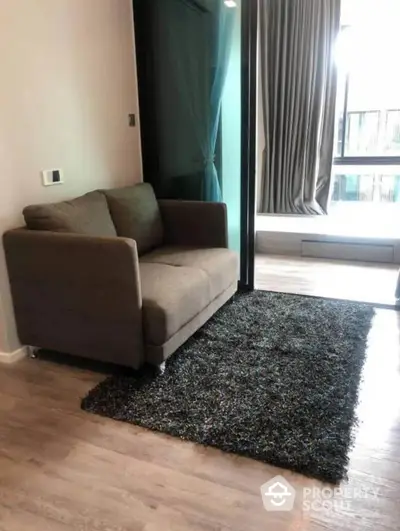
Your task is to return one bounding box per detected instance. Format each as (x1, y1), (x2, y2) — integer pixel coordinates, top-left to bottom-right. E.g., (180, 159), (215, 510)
(132, 0), (257, 291)
(239, 0), (257, 291)
(132, 0), (160, 183)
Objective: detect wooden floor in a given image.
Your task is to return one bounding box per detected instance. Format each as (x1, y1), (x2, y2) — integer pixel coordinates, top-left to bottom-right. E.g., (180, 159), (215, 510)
(255, 254), (399, 307)
(0, 261), (400, 530)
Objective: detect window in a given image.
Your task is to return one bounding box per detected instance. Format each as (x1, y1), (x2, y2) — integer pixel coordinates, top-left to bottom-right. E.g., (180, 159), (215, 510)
(333, 0), (400, 204)
(332, 168), (400, 203)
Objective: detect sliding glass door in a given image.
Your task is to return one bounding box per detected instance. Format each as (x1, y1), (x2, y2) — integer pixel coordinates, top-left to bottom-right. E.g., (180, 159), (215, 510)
(220, 0), (242, 257)
(133, 0), (257, 288)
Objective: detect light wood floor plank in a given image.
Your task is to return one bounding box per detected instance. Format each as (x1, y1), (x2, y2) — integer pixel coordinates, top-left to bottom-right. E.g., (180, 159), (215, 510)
(0, 259), (399, 530)
(255, 254), (399, 307)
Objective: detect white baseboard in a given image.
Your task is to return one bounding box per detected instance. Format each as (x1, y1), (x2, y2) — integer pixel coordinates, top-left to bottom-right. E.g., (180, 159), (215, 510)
(0, 346), (27, 364)
(302, 240), (394, 263)
(257, 229), (400, 264)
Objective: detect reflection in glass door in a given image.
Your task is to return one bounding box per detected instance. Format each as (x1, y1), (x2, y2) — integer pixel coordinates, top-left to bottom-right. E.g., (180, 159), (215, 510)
(133, 0), (256, 287)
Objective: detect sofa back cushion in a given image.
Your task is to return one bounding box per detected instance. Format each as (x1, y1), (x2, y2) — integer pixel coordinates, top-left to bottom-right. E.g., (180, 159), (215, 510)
(23, 191), (117, 237)
(104, 183), (163, 255)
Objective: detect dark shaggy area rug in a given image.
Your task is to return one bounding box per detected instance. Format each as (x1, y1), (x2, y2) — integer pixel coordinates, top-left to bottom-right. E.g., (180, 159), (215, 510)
(81, 291), (374, 483)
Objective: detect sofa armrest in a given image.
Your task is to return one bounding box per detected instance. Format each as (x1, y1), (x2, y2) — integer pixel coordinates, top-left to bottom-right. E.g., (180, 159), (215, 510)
(3, 229), (144, 368)
(158, 200), (228, 248)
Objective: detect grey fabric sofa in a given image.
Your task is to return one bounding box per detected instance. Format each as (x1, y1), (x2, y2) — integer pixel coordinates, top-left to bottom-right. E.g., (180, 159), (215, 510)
(3, 183), (238, 369)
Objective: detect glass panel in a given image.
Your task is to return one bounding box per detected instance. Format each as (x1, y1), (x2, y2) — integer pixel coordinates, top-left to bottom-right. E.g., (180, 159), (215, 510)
(332, 165), (400, 204)
(221, 0), (241, 255)
(333, 71), (346, 158)
(335, 0), (400, 157)
(334, 24), (351, 157)
(133, 0), (243, 259)
(345, 111), (380, 156)
(384, 110), (400, 155)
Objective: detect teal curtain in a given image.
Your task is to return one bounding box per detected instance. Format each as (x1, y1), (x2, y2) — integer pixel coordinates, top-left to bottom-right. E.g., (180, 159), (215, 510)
(148, 0), (234, 201)
(205, 3), (235, 201)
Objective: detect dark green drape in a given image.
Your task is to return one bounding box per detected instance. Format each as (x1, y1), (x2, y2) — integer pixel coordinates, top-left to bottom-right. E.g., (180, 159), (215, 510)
(146, 0), (234, 201)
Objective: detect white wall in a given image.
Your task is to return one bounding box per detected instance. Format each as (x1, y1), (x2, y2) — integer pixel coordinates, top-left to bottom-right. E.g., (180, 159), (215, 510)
(0, 0), (142, 354)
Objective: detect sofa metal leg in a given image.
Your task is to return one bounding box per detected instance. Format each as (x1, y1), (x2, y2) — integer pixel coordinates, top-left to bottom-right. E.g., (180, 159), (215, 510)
(28, 346), (39, 359)
(157, 361), (166, 375)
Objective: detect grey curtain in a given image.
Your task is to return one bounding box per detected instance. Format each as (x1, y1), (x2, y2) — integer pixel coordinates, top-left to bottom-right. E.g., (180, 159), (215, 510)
(258, 0), (341, 214)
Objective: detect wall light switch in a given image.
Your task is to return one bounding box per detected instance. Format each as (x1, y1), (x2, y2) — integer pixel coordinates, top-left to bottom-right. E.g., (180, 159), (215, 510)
(42, 169), (64, 186)
(128, 114), (136, 127)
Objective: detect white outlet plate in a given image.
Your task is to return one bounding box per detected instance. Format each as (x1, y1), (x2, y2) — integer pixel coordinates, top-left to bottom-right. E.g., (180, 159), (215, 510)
(42, 169), (64, 186)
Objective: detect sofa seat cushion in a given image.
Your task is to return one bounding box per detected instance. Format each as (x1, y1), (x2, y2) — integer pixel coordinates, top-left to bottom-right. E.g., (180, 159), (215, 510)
(103, 183), (163, 255)
(139, 262), (211, 346)
(23, 191), (117, 237)
(141, 246), (238, 300)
